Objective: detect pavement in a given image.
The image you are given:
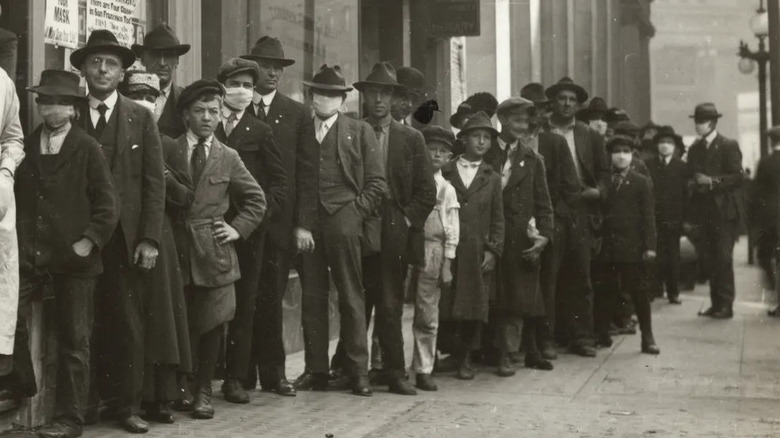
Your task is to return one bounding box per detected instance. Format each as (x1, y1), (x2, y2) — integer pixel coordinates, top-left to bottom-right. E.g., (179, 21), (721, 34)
(10, 239), (780, 437)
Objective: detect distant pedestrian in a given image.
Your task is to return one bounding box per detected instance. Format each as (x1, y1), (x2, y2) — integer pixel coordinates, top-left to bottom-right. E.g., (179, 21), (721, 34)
(751, 126), (780, 316)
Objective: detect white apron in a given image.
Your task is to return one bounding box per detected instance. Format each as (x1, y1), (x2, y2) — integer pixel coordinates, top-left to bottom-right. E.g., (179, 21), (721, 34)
(0, 175), (18, 355)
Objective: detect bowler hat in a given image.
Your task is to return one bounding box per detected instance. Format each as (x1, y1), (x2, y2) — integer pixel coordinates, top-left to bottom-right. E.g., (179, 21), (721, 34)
(769, 125), (780, 142)
(177, 79), (224, 113)
(576, 97), (609, 121)
(131, 24), (190, 56)
(396, 66), (426, 97)
(218, 57), (261, 84)
(456, 111), (499, 138)
(422, 125), (456, 150)
(520, 82), (550, 105)
(303, 64), (353, 92)
(545, 77), (588, 103)
(241, 36), (295, 67)
(653, 125), (684, 148)
(120, 70), (161, 97)
(70, 29), (136, 69)
(606, 134), (635, 152)
(689, 102), (723, 120)
(354, 62), (405, 92)
(27, 70), (86, 100)
(496, 97), (537, 118)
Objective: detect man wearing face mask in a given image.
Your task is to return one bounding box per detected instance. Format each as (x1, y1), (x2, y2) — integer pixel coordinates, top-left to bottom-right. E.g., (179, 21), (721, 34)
(214, 58), (288, 404)
(293, 65), (387, 397)
(646, 126), (688, 305)
(686, 103), (744, 320)
(541, 77), (610, 358)
(133, 24), (190, 138)
(575, 97), (609, 137)
(240, 37), (318, 396)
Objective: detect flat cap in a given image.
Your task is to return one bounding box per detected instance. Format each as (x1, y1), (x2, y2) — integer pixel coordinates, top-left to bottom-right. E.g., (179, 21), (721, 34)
(422, 125), (456, 150)
(218, 57), (261, 84)
(177, 79), (224, 113)
(496, 96), (536, 117)
(606, 134), (636, 152)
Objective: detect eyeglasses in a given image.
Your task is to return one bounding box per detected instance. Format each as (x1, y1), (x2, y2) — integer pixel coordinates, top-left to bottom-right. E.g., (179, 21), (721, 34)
(87, 56), (123, 70)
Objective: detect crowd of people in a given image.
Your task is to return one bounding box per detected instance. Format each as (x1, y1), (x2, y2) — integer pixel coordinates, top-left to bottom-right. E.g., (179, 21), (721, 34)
(0, 24), (755, 438)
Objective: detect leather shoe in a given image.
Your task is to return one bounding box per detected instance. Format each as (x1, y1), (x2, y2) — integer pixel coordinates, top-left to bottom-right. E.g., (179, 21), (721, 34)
(698, 306), (717, 317)
(711, 308), (733, 319)
(37, 421), (82, 438)
(540, 345), (558, 361)
(456, 354), (475, 380)
(327, 373), (351, 391)
(569, 344), (597, 357)
(272, 379), (297, 397)
(192, 386), (214, 420)
(221, 379), (250, 404)
(668, 297), (682, 305)
(82, 406), (99, 426)
(415, 374), (438, 391)
(368, 368), (389, 386)
(388, 376), (417, 395)
(294, 371), (328, 391)
(595, 334), (613, 349)
(351, 376), (372, 397)
(641, 341), (661, 355)
(433, 354), (458, 373)
(525, 353), (554, 371)
(118, 415), (149, 434)
(143, 402), (175, 424)
(496, 352), (516, 377)
(171, 385), (194, 412)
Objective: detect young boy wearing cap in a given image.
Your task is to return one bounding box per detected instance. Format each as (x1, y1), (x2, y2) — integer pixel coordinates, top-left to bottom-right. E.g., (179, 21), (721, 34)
(11, 69), (118, 438)
(162, 80), (266, 419)
(411, 126), (460, 391)
(592, 135), (659, 355)
(441, 111), (505, 380)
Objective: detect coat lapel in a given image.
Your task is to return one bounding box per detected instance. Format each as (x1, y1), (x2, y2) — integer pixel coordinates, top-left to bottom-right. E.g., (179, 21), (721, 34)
(228, 111), (253, 145)
(335, 114), (358, 188)
(114, 95), (133, 166)
(503, 146), (533, 190)
(466, 164), (491, 195)
(442, 162), (468, 197)
(171, 135), (193, 187)
(573, 124), (592, 181)
(387, 120), (406, 185)
(196, 137), (223, 190)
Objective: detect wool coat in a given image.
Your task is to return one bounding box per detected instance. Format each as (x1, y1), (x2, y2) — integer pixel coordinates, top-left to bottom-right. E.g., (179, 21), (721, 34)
(597, 169), (656, 263)
(440, 160), (504, 322)
(646, 156), (688, 230)
(686, 133), (744, 224)
(157, 84), (186, 139)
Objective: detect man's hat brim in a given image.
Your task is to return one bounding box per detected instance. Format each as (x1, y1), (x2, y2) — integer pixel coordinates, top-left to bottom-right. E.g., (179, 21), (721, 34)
(545, 83), (588, 103)
(303, 81), (353, 92)
(131, 44), (191, 56)
(26, 85), (86, 100)
(71, 45), (136, 69)
(353, 81), (406, 93)
(240, 55), (296, 67)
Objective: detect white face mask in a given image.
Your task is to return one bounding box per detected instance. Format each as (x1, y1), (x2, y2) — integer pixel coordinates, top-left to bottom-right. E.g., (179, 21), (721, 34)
(611, 151), (632, 170)
(657, 140), (675, 157)
(589, 119), (608, 136)
(37, 104), (75, 129)
(223, 87), (254, 111)
(133, 99), (156, 114)
(695, 122), (712, 137)
(312, 93), (343, 118)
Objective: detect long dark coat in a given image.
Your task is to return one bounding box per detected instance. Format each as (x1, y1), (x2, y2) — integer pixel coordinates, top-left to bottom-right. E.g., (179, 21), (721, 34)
(646, 156), (688, 230)
(497, 146), (554, 317)
(440, 161), (504, 322)
(157, 84), (185, 139)
(597, 169), (656, 263)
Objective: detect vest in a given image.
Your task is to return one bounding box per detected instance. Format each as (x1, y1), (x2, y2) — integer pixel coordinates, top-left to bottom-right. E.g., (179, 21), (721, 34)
(87, 104), (120, 169)
(318, 123), (355, 214)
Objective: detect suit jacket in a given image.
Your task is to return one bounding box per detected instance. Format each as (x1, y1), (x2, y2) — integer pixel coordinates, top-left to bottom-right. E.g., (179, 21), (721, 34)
(162, 135), (267, 288)
(540, 119), (610, 198)
(249, 92), (318, 250)
(16, 125), (118, 277)
(646, 156), (688, 230)
(598, 169), (656, 263)
(79, 94), (165, 262)
(367, 119), (435, 263)
(686, 133), (744, 223)
(749, 151), (780, 230)
(215, 110), (287, 229)
(157, 84), (186, 139)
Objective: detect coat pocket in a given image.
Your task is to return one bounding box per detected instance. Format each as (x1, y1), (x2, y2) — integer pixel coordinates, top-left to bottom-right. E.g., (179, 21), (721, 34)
(187, 218), (241, 288)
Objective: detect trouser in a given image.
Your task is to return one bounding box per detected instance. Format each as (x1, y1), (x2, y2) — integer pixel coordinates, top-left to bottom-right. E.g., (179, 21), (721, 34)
(411, 240), (444, 375)
(6, 275), (95, 426)
(142, 364), (178, 404)
(538, 217), (565, 348)
(697, 212), (738, 309)
(249, 239), (292, 388)
(300, 203), (368, 378)
(756, 226), (778, 290)
(452, 321), (482, 357)
(225, 230), (266, 383)
(656, 227), (682, 299)
(593, 262), (653, 339)
(90, 230), (145, 417)
(192, 324), (223, 388)
(554, 211), (595, 346)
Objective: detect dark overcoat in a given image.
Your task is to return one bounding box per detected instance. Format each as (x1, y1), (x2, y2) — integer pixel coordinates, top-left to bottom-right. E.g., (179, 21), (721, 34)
(597, 169), (656, 263)
(497, 146), (554, 317)
(686, 134), (744, 225)
(748, 151), (780, 232)
(440, 161), (504, 322)
(157, 84), (186, 139)
(646, 156), (688, 230)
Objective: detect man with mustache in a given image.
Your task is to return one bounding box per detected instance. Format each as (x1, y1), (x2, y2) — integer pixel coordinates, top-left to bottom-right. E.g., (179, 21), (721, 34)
(133, 24), (190, 138)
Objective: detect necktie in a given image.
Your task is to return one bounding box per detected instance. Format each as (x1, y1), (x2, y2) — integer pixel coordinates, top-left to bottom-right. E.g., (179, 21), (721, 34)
(612, 172), (624, 191)
(256, 100), (266, 121)
(225, 112), (238, 137)
(191, 137), (207, 184)
(316, 120), (329, 144)
(154, 90), (166, 119)
(95, 103), (108, 137)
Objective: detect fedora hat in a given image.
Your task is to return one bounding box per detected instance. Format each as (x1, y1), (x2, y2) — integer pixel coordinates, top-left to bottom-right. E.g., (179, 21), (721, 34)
(545, 76), (588, 103)
(131, 24), (190, 56)
(71, 29), (136, 69)
(576, 97), (609, 121)
(241, 36), (295, 67)
(218, 57), (261, 84)
(653, 125), (684, 146)
(496, 96), (537, 118)
(613, 120), (642, 139)
(456, 111), (499, 138)
(177, 79), (224, 113)
(303, 64), (353, 92)
(27, 70), (86, 100)
(396, 66), (426, 97)
(520, 82), (550, 105)
(120, 70), (161, 96)
(354, 62), (405, 92)
(689, 102), (723, 120)
(605, 107), (631, 124)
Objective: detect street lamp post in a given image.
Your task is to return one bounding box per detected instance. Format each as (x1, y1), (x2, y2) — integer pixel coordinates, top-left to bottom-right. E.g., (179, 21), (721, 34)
(738, 0), (770, 159)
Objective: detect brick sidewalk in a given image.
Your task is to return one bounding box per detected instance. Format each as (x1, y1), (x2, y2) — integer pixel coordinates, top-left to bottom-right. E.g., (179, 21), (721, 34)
(10, 239), (780, 437)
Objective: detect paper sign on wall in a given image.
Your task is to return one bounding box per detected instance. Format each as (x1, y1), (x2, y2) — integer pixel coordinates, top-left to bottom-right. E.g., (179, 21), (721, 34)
(44, 0), (79, 49)
(85, 0), (140, 47)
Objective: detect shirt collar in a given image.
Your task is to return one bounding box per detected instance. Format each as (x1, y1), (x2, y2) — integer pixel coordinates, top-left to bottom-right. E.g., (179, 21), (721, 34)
(548, 115), (576, 132)
(315, 112), (339, 129)
(88, 90), (118, 110)
(42, 121), (72, 138)
(457, 156), (482, 168)
(369, 115), (393, 131)
(221, 105), (245, 122)
(433, 169), (445, 183)
(253, 89), (277, 107)
(186, 130), (214, 148)
(613, 166), (630, 177)
(496, 136), (517, 151)
(161, 82), (173, 97)
(704, 130), (718, 144)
